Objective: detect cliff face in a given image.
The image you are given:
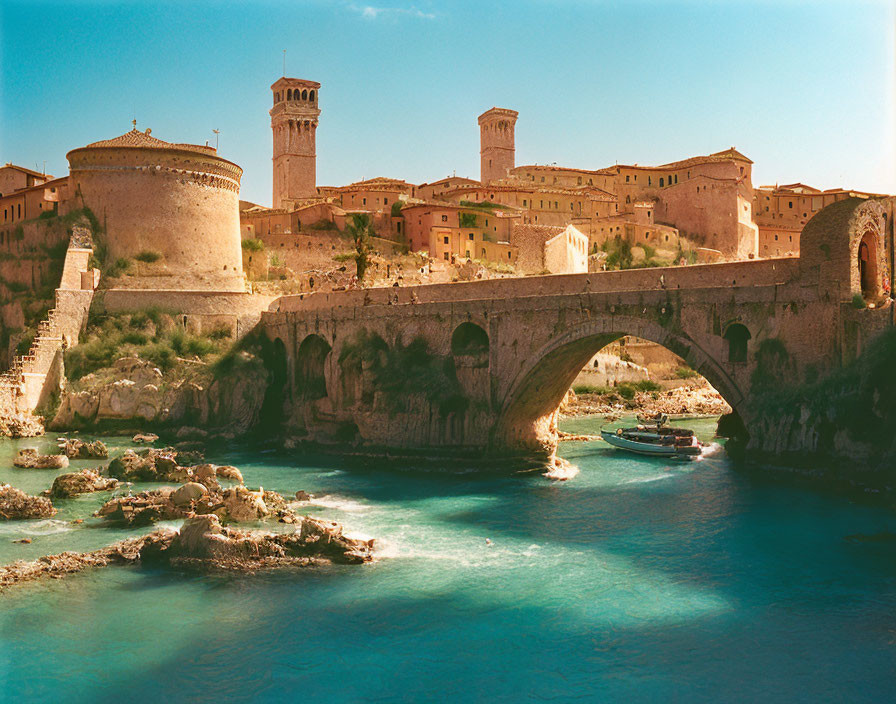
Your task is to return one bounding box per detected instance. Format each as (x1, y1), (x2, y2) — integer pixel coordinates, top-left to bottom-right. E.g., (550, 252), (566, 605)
(737, 327), (896, 489)
(51, 354), (268, 436)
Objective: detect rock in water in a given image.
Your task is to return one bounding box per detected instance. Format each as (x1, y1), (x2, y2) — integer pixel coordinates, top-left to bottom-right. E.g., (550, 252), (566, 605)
(60, 439), (109, 459)
(13, 449), (69, 469)
(1, 514), (373, 589)
(132, 433), (159, 444)
(0, 484), (57, 519)
(45, 470), (120, 499)
(216, 466), (244, 483)
(220, 486), (269, 522)
(170, 482), (209, 507)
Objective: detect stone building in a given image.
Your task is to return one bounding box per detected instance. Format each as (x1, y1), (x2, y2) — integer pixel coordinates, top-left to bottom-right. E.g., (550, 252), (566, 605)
(271, 77), (320, 208)
(66, 127), (246, 291)
(511, 224), (589, 275)
(752, 183), (884, 258)
(479, 108), (518, 184)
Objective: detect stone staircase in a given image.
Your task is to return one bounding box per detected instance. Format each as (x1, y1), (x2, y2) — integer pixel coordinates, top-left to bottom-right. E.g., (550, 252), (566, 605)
(0, 231), (98, 416)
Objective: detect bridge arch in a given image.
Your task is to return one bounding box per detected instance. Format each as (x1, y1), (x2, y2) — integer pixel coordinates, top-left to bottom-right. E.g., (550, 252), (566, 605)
(451, 322), (489, 364)
(493, 315), (748, 458)
(296, 333), (331, 400)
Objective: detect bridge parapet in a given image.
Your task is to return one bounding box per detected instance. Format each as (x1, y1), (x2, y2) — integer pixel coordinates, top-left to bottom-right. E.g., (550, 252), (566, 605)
(274, 257), (800, 313)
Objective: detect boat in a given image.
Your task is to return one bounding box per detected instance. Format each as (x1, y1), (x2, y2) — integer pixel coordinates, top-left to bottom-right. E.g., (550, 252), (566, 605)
(600, 415), (703, 460)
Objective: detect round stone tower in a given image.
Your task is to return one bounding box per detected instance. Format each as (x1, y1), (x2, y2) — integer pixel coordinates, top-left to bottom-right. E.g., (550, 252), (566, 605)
(66, 128), (245, 292)
(478, 107), (518, 184)
(270, 77), (321, 209)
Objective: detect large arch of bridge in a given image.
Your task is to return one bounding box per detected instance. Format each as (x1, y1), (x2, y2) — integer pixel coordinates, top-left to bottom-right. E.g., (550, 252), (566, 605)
(496, 315), (748, 438)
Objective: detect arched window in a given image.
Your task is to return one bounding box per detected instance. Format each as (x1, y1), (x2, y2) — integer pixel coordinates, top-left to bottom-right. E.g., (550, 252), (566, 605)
(309, 90), (315, 102)
(625, 195), (631, 204)
(857, 230), (880, 301)
(287, 89), (293, 100)
(302, 90), (308, 100)
(724, 324), (751, 363)
(659, 177), (664, 187)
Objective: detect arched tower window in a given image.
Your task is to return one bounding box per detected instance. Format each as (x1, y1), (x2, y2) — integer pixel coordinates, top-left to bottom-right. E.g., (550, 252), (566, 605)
(857, 229), (880, 302)
(287, 89), (292, 100)
(724, 324), (751, 363)
(302, 90), (308, 100)
(309, 90), (315, 102)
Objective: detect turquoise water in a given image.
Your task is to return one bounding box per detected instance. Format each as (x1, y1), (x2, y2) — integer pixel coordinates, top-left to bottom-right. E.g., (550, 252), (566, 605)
(1, 418), (895, 703)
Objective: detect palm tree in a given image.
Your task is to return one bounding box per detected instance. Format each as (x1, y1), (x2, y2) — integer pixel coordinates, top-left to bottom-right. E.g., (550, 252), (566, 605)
(346, 213), (374, 282)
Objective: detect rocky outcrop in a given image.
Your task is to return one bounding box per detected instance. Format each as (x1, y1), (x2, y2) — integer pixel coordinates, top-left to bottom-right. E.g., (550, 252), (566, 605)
(95, 487), (196, 526)
(44, 469), (120, 499)
(59, 438), (108, 459)
(51, 353), (268, 436)
(132, 433), (159, 444)
(105, 449), (243, 490)
(13, 449), (69, 469)
(142, 514), (374, 567)
(0, 514), (373, 590)
(0, 413), (44, 438)
(0, 484), (57, 520)
(95, 481), (297, 526)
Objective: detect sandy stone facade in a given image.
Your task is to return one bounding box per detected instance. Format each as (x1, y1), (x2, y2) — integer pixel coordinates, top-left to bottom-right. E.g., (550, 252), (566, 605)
(271, 78), (321, 208)
(479, 108), (518, 184)
(66, 128), (245, 292)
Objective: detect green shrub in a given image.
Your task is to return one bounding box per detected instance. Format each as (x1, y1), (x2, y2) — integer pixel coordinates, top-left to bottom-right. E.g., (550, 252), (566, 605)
(617, 384), (636, 400)
(390, 202), (403, 217)
(675, 366), (698, 379)
(459, 212), (478, 228)
(141, 343), (176, 371)
(572, 384), (611, 395)
(105, 257), (131, 277)
(241, 238), (265, 252)
(134, 250), (161, 263)
(38, 210), (56, 220)
(852, 293), (866, 309)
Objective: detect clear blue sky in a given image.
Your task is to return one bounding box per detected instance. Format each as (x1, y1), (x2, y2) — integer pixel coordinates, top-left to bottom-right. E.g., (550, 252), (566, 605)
(2, 0), (894, 206)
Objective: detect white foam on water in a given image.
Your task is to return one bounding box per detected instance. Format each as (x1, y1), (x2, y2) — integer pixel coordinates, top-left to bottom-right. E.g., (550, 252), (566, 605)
(619, 473), (674, 485)
(0, 519), (73, 536)
(306, 494), (370, 513)
(543, 463), (580, 481)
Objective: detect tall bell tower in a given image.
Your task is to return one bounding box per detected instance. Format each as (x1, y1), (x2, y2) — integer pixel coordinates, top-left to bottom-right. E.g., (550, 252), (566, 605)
(478, 107), (518, 184)
(270, 77), (321, 208)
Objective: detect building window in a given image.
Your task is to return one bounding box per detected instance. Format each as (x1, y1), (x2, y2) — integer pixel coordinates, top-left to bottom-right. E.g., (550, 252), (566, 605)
(468, 233), (474, 240)
(441, 215), (448, 222)
(443, 252), (449, 261)
(481, 248), (486, 257)
(384, 198), (388, 205)
(660, 178), (664, 187)
(523, 199), (527, 206)
(788, 201), (793, 208)
(362, 198), (367, 205)
(443, 236), (449, 244)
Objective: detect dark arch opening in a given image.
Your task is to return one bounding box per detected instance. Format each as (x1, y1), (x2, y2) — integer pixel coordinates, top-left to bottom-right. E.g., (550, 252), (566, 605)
(296, 334), (331, 400)
(724, 323), (751, 364)
(302, 89), (308, 100)
(259, 337), (288, 430)
(451, 322), (489, 370)
(287, 89), (292, 100)
(309, 90), (315, 102)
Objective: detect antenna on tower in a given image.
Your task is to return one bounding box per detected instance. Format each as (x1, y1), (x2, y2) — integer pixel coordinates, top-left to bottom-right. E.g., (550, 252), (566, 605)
(213, 129), (220, 150)
(283, 49), (287, 76)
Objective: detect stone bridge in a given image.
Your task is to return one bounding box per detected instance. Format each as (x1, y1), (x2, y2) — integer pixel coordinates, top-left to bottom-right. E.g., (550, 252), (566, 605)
(260, 198), (894, 462)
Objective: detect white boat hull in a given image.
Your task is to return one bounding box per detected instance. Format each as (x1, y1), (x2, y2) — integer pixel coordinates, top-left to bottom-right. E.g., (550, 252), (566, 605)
(600, 430), (700, 459)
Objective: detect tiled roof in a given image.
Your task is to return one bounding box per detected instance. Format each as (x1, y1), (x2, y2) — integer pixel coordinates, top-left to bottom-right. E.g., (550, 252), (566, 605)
(82, 129), (217, 155)
(1, 163), (50, 179)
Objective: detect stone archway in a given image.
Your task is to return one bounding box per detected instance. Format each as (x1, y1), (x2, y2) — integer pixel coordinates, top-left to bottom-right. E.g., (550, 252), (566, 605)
(492, 316), (748, 458)
(296, 334), (331, 400)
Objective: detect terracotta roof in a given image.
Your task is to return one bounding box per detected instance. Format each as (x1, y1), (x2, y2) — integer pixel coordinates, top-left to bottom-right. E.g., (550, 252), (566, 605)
(1, 163), (50, 179)
(338, 177), (415, 192)
(513, 164), (610, 177)
(81, 129), (217, 155)
(271, 77), (321, 90)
